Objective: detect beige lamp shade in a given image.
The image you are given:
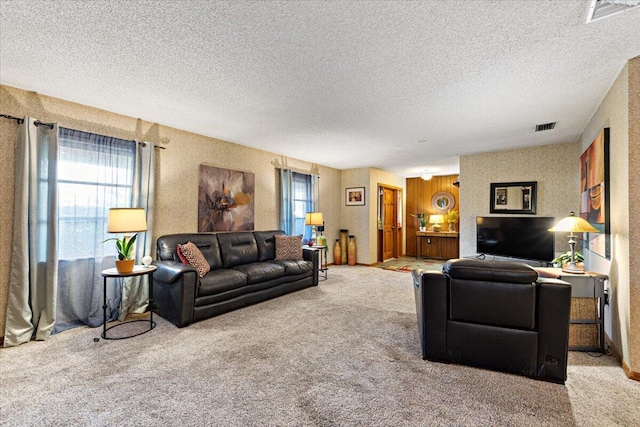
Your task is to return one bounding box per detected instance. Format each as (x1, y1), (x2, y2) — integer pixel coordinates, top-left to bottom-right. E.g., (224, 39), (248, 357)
(429, 214), (444, 224)
(549, 212), (599, 233)
(305, 212), (324, 226)
(107, 208), (148, 233)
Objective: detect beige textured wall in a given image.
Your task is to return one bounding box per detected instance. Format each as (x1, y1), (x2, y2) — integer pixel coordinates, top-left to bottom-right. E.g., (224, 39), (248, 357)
(340, 168), (372, 264)
(339, 167), (405, 265)
(0, 85), (342, 338)
(459, 141), (579, 258)
(629, 57), (640, 373)
(580, 58), (640, 374)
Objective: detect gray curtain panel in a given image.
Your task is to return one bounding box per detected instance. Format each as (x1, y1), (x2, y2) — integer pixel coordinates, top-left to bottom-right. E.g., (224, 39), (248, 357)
(4, 117), (59, 347)
(119, 141), (156, 320)
(279, 168), (294, 235)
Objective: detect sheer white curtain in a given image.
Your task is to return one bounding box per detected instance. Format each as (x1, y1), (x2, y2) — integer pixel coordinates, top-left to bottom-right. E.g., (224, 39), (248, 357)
(4, 117), (59, 347)
(53, 128), (138, 332)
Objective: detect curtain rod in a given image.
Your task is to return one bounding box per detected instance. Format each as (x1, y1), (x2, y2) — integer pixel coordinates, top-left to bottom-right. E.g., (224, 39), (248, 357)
(1, 113), (57, 129)
(1, 114), (24, 124)
(1, 114), (165, 149)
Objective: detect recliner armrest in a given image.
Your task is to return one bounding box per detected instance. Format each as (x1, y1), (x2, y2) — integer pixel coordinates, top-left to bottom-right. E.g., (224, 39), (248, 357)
(413, 269), (448, 361)
(536, 277), (572, 383)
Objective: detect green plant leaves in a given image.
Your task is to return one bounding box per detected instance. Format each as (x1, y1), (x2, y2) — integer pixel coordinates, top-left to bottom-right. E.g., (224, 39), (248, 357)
(103, 234), (137, 260)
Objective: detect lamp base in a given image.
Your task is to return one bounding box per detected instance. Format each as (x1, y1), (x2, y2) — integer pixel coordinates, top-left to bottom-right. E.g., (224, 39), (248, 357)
(561, 262), (585, 274)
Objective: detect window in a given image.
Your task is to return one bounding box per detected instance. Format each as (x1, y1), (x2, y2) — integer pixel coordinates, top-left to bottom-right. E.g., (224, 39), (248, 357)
(57, 128), (136, 260)
(279, 169), (317, 242)
(54, 128), (137, 332)
(292, 172), (313, 240)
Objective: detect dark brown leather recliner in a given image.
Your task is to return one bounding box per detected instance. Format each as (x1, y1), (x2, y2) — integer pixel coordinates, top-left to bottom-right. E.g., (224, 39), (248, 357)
(413, 258), (572, 384)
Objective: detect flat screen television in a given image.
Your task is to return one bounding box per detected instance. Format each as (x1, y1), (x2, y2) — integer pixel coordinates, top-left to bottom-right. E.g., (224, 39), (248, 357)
(476, 216), (555, 262)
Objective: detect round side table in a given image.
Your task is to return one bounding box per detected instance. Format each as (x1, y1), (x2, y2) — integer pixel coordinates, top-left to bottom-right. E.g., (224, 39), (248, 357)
(100, 265), (157, 340)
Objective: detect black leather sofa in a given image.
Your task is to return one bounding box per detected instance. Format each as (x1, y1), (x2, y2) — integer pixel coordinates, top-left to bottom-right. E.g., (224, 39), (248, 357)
(413, 258), (572, 383)
(153, 230), (319, 328)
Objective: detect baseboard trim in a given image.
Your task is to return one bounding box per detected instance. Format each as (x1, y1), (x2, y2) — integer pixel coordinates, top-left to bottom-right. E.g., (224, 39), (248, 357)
(605, 334), (640, 382)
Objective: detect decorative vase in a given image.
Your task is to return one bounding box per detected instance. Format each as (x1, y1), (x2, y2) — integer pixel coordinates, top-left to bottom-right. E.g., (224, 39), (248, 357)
(340, 229), (348, 265)
(115, 259), (135, 274)
(448, 222), (456, 232)
(333, 239), (342, 265)
(348, 235), (356, 266)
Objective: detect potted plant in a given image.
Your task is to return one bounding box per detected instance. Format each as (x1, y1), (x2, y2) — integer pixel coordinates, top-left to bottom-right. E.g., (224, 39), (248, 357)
(444, 210), (459, 232)
(103, 234), (137, 273)
(411, 212), (427, 232)
(552, 250), (584, 270)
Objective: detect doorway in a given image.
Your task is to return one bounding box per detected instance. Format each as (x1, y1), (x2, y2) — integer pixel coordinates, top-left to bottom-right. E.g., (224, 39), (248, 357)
(378, 185), (402, 262)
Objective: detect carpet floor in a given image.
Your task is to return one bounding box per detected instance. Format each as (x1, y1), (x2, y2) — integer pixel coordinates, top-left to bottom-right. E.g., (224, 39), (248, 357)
(1, 265), (639, 426)
(376, 256), (443, 273)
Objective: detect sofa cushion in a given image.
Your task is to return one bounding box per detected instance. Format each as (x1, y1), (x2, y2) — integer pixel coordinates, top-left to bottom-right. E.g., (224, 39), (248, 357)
(179, 242), (211, 278)
(253, 230), (286, 261)
(233, 262), (285, 285)
(198, 269), (247, 297)
(217, 232), (260, 268)
(273, 259), (313, 276)
(274, 234), (303, 260)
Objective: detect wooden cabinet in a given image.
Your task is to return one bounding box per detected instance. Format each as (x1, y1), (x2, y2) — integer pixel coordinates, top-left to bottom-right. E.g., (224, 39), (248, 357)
(416, 232), (459, 260)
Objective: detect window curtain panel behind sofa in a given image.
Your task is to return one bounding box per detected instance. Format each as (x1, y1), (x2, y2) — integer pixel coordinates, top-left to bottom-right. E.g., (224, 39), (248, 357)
(4, 117), (59, 347)
(119, 141), (156, 320)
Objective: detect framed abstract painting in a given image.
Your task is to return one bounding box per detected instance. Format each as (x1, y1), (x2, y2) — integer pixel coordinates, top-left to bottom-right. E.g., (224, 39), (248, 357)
(198, 165), (255, 231)
(579, 128), (610, 259)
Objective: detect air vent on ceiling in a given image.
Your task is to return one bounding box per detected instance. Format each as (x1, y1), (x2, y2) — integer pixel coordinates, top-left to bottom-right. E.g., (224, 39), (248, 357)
(586, 0), (640, 23)
(535, 122), (556, 132)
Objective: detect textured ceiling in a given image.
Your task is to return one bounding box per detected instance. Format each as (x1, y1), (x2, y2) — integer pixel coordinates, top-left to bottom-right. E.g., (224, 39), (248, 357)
(1, 1), (639, 177)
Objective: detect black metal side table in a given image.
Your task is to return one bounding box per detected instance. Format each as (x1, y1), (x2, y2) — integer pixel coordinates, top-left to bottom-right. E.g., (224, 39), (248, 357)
(304, 245), (328, 281)
(100, 265), (157, 340)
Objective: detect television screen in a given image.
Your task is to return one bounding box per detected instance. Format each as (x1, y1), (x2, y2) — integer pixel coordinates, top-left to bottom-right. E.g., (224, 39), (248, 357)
(476, 216), (555, 262)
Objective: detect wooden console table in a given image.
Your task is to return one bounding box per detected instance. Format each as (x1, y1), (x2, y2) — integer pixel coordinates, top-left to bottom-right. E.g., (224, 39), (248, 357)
(415, 231), (459, 260)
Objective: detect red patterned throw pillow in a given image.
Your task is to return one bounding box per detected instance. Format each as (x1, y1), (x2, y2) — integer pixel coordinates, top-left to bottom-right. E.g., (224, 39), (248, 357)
(176, 245), (190, 264)
(178, 242), (211, 277)
(275, 234), (303, 261)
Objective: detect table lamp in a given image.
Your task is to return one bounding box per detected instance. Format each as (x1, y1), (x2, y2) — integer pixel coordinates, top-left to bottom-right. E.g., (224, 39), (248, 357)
(106, 208), (148, 273)
(549, 212), (599, 274)
(429, 214), (444, 232)
(305, 212), (324, 245)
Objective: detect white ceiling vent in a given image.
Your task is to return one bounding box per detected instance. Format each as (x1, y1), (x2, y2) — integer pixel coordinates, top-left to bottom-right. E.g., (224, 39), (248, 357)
(586, 0), (640, 23)
(535, 122), (557, 132)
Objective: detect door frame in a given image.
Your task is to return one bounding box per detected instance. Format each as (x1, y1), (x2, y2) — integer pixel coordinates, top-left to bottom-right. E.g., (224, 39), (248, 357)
(377, 183), (403, 262)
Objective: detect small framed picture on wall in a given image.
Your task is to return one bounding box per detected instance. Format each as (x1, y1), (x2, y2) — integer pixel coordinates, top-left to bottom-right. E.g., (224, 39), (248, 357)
(346, 187), (365, 206)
